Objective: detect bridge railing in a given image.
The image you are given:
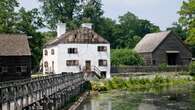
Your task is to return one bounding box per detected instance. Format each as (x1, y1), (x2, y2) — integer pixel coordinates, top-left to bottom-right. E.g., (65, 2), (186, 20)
(0, 72), (89, 110)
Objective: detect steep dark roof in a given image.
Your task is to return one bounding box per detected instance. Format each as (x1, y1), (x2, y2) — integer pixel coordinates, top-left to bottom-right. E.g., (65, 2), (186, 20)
(0, 34), (31, 56)
(134, 31), (171, 53)
(44, 28), (109, 48)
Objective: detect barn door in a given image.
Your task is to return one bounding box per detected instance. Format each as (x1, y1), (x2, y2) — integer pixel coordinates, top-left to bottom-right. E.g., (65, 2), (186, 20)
(167, 53), (178, 65)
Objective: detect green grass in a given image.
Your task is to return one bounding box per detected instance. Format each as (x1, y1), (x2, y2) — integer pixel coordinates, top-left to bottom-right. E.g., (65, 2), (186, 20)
(31, 72), (47, 78)
(91, 74), (193, 92)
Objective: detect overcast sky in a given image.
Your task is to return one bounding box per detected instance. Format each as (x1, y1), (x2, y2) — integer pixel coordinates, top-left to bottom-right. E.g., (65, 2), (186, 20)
(19, 0), (184, 31)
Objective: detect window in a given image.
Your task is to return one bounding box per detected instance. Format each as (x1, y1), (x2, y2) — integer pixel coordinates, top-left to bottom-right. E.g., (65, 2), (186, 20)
(152, 60), (156, 65)
(68, 48), (78, 54)
(16, 66), (27, 73)
(51, 49), (55, 55)
(44, 61), (48, 68)
(98, 46), (107, 52)
(16, 66), (21, 73)
(99, 60), (107, 66)
(0, 66), (8, 73)
(44, 50), (48, 56)
(66, 60), (79, 66)
(21, 66), (27, 72)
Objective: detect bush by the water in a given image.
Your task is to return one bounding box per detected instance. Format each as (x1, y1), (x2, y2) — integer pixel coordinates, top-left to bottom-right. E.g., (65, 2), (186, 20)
(91, 75), (192, 92)
(159, 63), (168, 71)
(189, 62), (195, 76)
(111, 49), (144, 66)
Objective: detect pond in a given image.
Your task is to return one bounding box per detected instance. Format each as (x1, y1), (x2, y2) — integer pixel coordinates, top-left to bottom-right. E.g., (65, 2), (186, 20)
(77, 83), (195, 110)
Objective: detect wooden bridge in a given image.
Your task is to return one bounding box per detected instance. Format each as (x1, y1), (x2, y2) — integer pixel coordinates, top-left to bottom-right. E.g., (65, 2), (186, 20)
(0, 72), (90, 110)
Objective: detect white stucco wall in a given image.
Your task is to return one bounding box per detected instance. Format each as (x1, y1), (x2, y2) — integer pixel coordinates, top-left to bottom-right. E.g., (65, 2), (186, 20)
(43, 46), (58, 74)
(43, 43), (111, 78)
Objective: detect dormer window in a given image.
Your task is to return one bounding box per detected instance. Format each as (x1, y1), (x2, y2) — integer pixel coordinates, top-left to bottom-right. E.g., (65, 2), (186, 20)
(44, 50), (48, 56)
(98, 46), (107, 52)
(51, 49), (55, 55)
(68, 48), (78, 54)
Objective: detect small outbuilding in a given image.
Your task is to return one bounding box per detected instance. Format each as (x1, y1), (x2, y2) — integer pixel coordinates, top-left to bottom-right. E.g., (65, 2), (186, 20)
(134, 31), (192, 66)
(0, 34), (31, 82)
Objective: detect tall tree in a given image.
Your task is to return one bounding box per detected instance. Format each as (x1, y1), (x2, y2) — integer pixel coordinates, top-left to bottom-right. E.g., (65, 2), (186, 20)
(0, 0), (18, 33)
(178, 0), (195, 45)
(113, 12), (160, 48)
(95, 17), (117, 48)
(167, 22), (187, 40)
(39, 0), (81, 29)
(39, 0), (104, 30)
(178, 0), (195, 57)
(138, 19), (160, 37)
(81, 0), (103, 31)
(16, 8), (45, 68)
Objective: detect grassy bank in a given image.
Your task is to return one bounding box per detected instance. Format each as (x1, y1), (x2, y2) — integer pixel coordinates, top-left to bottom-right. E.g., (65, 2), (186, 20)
(91, 74), (193, 92)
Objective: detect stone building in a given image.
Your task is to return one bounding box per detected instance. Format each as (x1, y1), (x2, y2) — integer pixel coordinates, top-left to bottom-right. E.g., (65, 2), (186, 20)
(134, 31), (192, 66)
(43, 23), (111, 78)
(0, 34), (31, 81)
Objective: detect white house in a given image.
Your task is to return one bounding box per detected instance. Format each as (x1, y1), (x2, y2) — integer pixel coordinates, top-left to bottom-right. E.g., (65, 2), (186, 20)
(43, 23), (111, 78)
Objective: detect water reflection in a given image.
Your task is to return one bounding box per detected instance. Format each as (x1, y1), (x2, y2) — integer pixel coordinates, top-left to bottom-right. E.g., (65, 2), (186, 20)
(77, 83), (195, 110)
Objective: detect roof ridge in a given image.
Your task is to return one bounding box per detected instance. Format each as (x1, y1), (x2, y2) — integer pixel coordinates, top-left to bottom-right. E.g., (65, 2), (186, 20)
(44, 28), (109, 48)
(134, 31), (172, 53)
(0, 34), (31, 56)
(145, 31), (171, 36)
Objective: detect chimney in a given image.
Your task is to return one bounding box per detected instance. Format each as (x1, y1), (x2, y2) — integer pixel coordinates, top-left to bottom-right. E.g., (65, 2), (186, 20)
(81, 23), (93, 29)
(57, 23), (66, 38)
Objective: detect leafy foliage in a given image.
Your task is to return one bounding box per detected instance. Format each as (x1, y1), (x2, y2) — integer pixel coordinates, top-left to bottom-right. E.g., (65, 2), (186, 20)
(159, 63), (168, 71)
(39, 0), (81, 29)
(0, 0), (18, 33)
(111, 49), (144, 66)
(0, 0), (165, 69)
(95, 12), (160, 49)
(95, 17), (118, 48)
(15, 8), (45, 68)
(167, 23), (187, 40)
(99, 12), (160, 48)
(178, 0), (195, 47)
(39, 0), (104, 30)
(189, 62), (195, 76)
(0, 0), (44, 68)
(39, 0), (159, 48)
(81, 0), (103, 29)
(91, 75), (192, 92)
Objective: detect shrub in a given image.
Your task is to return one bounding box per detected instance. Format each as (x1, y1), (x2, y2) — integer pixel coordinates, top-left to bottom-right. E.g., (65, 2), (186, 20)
(159, 63), (168, 71)
(91, 75), (191, 92)
(189, 62), (195, 76)
(111, 49), (144, 66)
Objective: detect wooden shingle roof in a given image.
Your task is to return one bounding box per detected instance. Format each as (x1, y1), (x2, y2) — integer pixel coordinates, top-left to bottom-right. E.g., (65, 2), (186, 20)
(134, 31), (171, 53)
(44, 28), (109, 48)
(0, 34), (31, 56)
